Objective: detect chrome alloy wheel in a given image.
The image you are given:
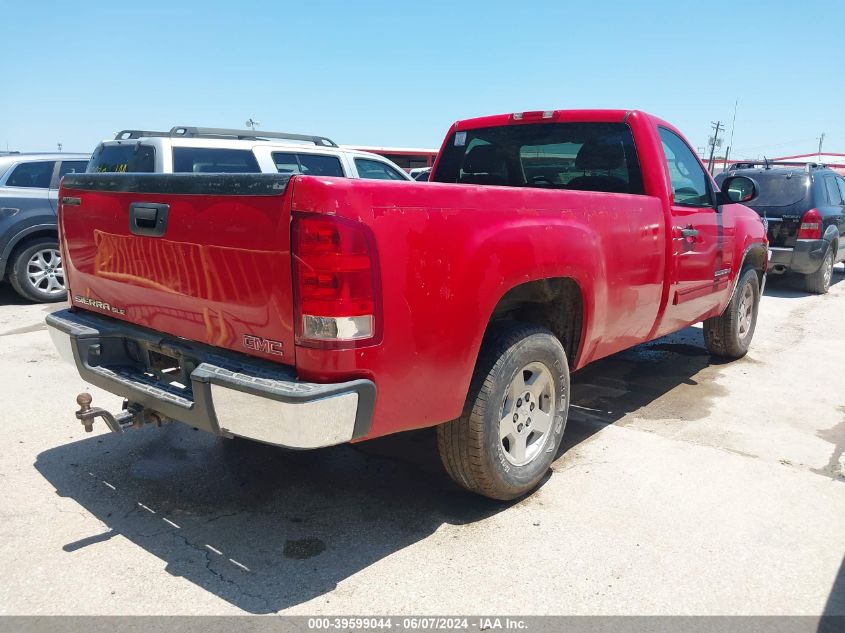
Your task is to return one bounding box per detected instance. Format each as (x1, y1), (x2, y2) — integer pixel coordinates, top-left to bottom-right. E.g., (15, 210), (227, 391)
(822, 252), (833, 290)
(26, 248), (64, 297)
(499, 362), (556, 466)
(737, 280), (755, 338)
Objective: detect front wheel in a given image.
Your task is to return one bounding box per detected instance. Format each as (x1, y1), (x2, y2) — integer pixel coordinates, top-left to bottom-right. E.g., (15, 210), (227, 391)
(437, 322), (569, 500)
(703, 267), (760, 359)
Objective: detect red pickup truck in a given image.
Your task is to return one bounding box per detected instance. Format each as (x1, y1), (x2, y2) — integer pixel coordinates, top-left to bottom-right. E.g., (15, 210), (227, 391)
(48, 109), (767, 500)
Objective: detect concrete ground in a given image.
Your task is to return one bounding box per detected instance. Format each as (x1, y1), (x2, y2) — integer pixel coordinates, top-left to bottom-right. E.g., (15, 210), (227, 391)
(0, 269), (843, 616)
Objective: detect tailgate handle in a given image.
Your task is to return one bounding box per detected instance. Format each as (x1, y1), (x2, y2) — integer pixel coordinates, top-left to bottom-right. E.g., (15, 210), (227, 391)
(129, 202), (169, 237)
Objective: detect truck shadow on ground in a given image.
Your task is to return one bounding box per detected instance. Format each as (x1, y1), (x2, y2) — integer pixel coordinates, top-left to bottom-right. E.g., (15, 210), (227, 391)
(35, 326), (732, 613)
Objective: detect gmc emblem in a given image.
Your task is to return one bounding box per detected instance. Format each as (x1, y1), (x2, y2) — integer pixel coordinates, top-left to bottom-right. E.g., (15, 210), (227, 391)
(243, 334), (285, 357)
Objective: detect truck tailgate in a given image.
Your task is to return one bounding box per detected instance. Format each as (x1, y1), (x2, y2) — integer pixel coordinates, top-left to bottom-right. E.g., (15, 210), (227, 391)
(59, 174), (296, 366)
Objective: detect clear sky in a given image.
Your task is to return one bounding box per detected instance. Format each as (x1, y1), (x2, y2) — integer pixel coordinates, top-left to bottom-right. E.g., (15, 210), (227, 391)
(1, 0), (843, 159)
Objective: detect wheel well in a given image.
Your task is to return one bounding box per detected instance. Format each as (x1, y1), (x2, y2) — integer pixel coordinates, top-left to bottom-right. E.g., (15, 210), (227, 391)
(7, 229), (59, 259)
(488, 278), (583, 366)
(743, 245), (767, 286)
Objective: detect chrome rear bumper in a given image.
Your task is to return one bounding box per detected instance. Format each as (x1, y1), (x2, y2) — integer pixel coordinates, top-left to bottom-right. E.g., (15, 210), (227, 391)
(46, 309), (375, 449)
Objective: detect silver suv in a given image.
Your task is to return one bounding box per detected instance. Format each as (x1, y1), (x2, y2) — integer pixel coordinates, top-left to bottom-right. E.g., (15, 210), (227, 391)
(0, 152), (89, 302)
(89, 127), (412, 181)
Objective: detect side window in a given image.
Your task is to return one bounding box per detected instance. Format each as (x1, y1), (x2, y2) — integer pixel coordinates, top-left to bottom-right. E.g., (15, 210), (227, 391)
(172, 148), (260, 173)
(837, 177), (845, 204)
(271, 152), (344, 177)
(658, 128), (712, 207)
(824, 175), (843, 205)
(58, 161), (89, 179)
(354, 158), (407, 181)
(6, 161), (56, 188)
(272, 152), (299, 174)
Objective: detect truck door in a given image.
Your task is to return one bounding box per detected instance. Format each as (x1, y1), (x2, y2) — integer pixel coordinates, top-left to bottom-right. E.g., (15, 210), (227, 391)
(658, 128), (726, 327)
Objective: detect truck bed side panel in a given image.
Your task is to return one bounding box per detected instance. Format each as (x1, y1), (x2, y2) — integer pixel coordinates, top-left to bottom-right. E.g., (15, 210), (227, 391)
(290, 177), (666, 438)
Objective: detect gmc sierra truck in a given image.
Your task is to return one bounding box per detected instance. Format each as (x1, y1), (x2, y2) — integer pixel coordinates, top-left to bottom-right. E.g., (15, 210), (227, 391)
(47, 109), (767, 500)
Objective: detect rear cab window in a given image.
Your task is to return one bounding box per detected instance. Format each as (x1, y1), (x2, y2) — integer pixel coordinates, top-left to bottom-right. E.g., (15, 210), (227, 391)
(89, 144), (155, 173)
(433, 122), (644, 194)
(272, 152), (344, 177)
(173, 147), (260, 173)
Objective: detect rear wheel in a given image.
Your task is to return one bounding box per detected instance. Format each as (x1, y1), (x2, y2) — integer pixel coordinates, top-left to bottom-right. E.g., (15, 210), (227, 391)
(703, 267), (760, 359)
(437, 322), (569, 500)
(8, 238), (66, 303)
(804, 247), (834, 294)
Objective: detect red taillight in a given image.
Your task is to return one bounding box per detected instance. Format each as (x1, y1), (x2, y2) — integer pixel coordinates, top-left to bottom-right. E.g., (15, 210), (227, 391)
(292, 213), (380, 347)
(797, 208), (822, 239)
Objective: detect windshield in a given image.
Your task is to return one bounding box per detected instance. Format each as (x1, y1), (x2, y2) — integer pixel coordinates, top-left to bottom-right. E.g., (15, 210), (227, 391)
(88, 143), (155, 173)
(433, 122), (644, 194)
(716, 171), (810, 208)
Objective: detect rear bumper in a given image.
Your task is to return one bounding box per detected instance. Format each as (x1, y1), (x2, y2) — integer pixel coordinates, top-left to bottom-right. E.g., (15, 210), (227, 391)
(768, 239), (829, 275)
(46, 309), (375, 449)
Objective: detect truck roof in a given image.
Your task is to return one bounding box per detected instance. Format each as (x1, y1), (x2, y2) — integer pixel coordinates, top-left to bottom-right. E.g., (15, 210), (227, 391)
(452, 109), (635, 131)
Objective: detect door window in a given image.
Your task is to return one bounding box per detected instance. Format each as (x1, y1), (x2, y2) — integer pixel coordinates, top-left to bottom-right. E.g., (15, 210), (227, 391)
(272, 152), (344, 177)
(658, 128), (711, 207)
(173, 148), (260, 173)
(824, 175), (843, 205)
(354, 158), (407, 181)
(836, 176), (845, 203)
(5, 161), (56, 188)
(58, 160), (89, 179)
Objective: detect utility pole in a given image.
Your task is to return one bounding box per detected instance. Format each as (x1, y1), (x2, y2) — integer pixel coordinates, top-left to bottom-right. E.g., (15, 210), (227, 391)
(818, 132), (825, 160)
(707, 121), (723, 175)
(723, 99), (738, 171)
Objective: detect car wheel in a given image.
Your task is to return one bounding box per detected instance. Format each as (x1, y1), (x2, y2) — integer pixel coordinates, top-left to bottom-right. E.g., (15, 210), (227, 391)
(804, 247), (834, 294)
(703, 267), (760, 359)
(8, 238), (67, 303)
(437, 321), (569, 500)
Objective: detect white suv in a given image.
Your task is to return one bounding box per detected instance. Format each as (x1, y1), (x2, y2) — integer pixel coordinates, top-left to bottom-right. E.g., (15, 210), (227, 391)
(88, 127), (412, 181)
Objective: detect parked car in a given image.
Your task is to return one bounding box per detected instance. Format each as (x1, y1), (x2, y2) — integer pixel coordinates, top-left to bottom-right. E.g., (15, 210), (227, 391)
(716, 162), (845, 293)
(89, 127), (412, 181)
(0, 152), (89, 302)
(48, 109), (767, 500)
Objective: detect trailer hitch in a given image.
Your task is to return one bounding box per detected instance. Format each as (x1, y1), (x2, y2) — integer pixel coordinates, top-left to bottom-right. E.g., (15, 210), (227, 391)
(75, 393), (168, 433)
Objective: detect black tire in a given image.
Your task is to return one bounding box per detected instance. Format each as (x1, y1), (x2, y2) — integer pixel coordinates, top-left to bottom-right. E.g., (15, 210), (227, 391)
(437, 321), (569, 500)
(8, 238), (67, 303)
(703, 267), (760, 359)
(804, 246), (834, 294)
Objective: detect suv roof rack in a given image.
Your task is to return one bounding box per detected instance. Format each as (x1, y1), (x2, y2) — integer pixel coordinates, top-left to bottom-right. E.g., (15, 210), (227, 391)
(113, 127), (338, 147)
(169, 126), (338, 147)
(729, 160), (827, 172)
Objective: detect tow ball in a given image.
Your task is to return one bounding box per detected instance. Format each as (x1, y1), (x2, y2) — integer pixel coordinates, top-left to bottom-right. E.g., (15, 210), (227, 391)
(75, 393), (168, 433)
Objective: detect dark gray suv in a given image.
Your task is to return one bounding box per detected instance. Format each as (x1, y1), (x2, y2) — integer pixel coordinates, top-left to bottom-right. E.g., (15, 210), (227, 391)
(716, 162), (845, 294)
(0, 152), (89, 302)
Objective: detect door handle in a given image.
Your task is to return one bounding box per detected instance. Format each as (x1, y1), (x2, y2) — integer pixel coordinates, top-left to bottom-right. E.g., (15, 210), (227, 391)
(129, 202), (169, 237)
(678, 226), (699, 239)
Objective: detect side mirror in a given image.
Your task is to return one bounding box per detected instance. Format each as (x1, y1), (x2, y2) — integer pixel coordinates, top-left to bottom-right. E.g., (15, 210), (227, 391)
(719, 175), (759, 205)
